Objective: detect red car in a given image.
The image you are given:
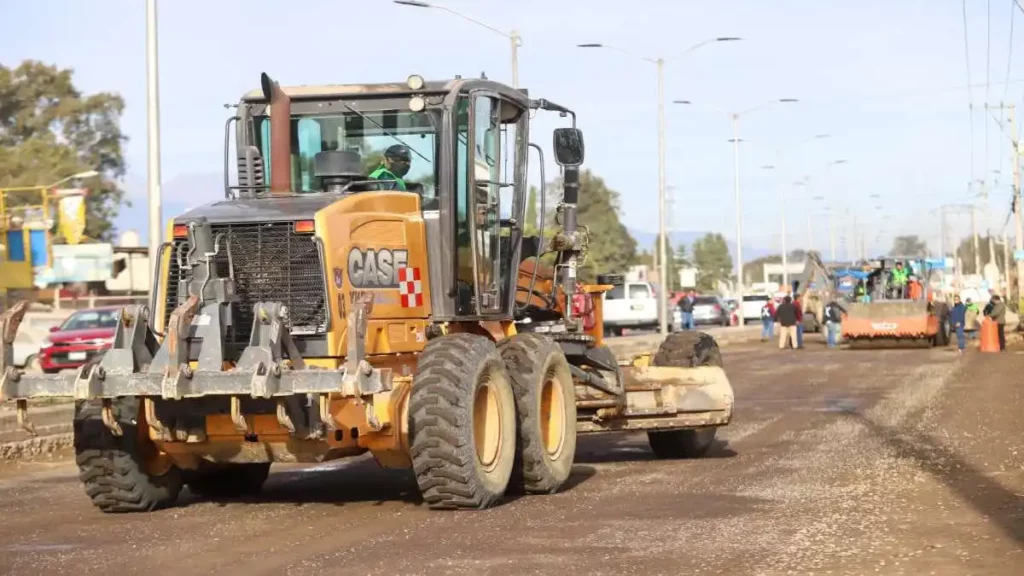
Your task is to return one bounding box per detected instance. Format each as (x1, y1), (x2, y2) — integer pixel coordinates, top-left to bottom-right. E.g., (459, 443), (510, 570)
(38, 307), (119, 374)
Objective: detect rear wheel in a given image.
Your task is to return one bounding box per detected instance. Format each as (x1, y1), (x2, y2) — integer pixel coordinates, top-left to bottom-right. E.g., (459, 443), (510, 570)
(185, 463), (271, 499)
(499, 334), (577, 494)
(410, 333), (517, 509)
(74, 396), (183, 513)
(647, 332), (722, 458)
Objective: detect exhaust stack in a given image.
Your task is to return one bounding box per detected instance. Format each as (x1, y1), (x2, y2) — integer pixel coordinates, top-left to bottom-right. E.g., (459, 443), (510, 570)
(261, 72), (292, 195)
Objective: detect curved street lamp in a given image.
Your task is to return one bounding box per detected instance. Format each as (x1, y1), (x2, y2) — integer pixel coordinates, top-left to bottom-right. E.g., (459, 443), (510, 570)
(394, 0), (523, 88)
(675, 98), (799, 318)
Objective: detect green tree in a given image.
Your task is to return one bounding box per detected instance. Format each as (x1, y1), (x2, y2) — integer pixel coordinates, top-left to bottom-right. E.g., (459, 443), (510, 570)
(551, 170), (637, 282)
(0, 60), (127, 241)
(637, 249), (653, 268)
(675, 243), (691, 268)
(692, 233), (733, 292)
(889, 235), (928, 258)
(650, 234), (691, 291)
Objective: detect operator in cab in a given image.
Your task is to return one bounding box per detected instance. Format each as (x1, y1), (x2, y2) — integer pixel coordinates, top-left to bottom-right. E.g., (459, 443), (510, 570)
(889, 261), (909, 299)
(368, 144), (411, 191)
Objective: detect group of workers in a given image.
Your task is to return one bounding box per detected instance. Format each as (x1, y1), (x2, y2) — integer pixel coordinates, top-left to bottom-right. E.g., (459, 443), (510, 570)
(949, 292), (1007, 353)
(760, 294), (847, 350)
(852, 260), (925, 302)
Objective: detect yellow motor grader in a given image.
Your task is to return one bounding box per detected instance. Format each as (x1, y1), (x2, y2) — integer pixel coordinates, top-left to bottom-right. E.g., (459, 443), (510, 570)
(0, 73), (734, 512)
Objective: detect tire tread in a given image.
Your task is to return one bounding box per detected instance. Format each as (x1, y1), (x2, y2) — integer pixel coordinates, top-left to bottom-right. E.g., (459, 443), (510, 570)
(410, 333), (511, 509)
(73, 398), (182, 513)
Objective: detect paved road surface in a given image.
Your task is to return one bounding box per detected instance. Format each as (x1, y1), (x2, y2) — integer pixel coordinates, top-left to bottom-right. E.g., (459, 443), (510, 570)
(1, 334), (1022, 575)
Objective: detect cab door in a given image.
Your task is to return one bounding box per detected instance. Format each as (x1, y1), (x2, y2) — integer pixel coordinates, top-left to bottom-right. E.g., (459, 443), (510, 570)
(468, 93), (502, 313)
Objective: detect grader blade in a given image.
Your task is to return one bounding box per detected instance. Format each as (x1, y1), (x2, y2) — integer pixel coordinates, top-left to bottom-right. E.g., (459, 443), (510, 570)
(576, 352), (734, 433)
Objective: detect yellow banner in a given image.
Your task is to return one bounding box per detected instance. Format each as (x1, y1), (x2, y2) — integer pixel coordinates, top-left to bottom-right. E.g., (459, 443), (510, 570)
(57, 190), (87, 244)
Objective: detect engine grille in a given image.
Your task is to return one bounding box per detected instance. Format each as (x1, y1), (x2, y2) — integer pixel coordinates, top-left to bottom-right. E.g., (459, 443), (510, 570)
(164, 221), (328, 347)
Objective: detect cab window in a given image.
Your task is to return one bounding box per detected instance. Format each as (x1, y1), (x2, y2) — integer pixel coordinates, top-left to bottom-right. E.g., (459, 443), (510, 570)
(254, 108), (438, 202)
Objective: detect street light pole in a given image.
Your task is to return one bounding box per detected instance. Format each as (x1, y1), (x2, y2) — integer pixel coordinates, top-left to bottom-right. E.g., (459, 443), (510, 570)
(656, 58), (669, 335)
(678, 98), (798, 324)
(772, 134), (829, 289)
(578, 37), (740, 336)
(510, 30), (521, 88)
(146, 0), (162, 278)
(730, 114), (745, 324)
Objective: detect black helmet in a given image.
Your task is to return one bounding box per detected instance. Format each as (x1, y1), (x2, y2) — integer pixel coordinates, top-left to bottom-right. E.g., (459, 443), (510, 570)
(384, 144), (411, 161)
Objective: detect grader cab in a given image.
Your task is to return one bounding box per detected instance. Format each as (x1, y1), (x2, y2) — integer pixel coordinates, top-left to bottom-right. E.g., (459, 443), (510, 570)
(0, 73), (734, 512)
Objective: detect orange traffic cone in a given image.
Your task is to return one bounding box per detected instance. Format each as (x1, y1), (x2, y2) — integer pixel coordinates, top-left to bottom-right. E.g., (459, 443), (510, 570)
(979, 317), (1001, 353)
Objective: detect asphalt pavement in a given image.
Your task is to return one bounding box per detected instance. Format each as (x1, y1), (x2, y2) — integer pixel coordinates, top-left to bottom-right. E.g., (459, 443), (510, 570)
(2, 331), (1019, 575)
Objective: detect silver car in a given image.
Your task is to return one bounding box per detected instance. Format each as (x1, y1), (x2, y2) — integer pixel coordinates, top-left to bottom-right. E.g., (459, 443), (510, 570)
(692, 295), (731, 327)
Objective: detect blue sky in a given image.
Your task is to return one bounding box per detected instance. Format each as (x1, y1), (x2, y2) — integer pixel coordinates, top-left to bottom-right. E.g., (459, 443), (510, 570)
(1, 0), (1019, 260)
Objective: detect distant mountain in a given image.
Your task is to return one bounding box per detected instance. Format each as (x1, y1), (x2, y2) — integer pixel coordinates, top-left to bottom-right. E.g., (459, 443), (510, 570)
(628, 228), (775, 263)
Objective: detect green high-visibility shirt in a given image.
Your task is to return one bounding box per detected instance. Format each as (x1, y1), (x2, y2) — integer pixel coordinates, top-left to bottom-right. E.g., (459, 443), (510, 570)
(891, 268), (909, 286)
(369, 165), (407, 191)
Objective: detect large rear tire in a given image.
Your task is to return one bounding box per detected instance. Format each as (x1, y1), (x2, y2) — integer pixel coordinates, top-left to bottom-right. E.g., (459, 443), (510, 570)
(410, 333), (517, 509)
(499, 333), (577, 495)
(185, 463), (271, 499)
(647, 332), (721, 458)
(74, 397), (183, 513)
(651, 330), (723, 368)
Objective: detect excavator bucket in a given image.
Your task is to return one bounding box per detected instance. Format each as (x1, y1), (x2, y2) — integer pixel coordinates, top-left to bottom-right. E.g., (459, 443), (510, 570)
(841, 300), (939, 347)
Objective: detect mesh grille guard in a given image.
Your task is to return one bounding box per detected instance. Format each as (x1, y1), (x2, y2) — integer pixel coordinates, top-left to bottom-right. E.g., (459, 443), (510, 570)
(166, 221), (328, 345)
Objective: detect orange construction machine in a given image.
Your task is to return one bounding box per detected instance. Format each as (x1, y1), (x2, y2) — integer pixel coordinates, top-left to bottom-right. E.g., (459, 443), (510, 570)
(840, 257), (950, 348)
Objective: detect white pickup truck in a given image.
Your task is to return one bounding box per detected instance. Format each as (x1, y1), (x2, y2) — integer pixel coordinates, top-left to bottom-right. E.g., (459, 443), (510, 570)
(601, 281), (660, 336)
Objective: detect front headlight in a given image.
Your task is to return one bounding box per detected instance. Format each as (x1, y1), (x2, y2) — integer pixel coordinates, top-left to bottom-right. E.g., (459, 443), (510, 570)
(41, 337), (52, 348)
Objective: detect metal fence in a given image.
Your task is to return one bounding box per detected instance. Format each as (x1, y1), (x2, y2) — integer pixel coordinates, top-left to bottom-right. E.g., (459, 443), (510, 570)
(50, 294), (149, 311)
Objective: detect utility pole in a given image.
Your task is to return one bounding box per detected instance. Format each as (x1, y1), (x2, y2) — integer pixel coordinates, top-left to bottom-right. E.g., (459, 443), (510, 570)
(1004, 230), (1012, 299)
(1010, 104), (1023, 304)
(939, 207), (947, 258)
(971, 205), (981, 274)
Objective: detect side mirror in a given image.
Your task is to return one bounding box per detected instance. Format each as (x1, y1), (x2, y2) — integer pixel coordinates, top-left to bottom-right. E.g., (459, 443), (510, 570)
(49, 325), (60, 333)
(553, 127), (584, 167)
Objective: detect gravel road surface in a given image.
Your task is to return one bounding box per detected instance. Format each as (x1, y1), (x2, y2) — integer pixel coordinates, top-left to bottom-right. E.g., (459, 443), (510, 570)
(1, 334), (1021, 575)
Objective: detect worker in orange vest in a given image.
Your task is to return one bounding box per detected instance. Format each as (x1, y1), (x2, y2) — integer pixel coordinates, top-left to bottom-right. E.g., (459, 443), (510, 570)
(908, 277), (923, 300)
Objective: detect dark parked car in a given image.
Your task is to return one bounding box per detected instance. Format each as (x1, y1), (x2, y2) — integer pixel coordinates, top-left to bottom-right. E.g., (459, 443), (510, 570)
(38, 307), (118, 374)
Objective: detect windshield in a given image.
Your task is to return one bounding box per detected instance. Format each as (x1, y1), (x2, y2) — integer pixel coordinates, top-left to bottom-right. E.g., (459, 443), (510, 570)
(253, 106), (438, 200)
(61, 309), (119, 331)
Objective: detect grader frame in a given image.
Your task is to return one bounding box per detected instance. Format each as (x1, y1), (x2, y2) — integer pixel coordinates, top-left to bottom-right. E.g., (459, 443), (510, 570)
(0, 72), (734, 513)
